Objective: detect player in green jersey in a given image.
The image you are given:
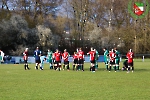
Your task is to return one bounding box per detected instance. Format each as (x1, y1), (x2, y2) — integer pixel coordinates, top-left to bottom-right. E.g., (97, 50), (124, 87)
(114, 48), (120, 70)
(47, 49), (53, 69)
(103, 48), (109, 70)
(94, 49), (99, 70)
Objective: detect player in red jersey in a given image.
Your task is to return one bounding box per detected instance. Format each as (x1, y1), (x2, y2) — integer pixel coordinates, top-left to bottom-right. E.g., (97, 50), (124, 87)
(73, 52), (78, 70)
(109, 49), (116, 72)
(62, 49), (70, 71)
(126, 49), (134, 73)
(23, 48), (30, 70)
(53, 49), (62, 71)
(77, 48), (84, 71)
(87, 47), (96, 72)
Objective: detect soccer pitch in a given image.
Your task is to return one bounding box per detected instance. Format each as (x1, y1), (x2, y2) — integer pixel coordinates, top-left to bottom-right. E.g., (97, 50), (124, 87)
(0, 59), (150, 100)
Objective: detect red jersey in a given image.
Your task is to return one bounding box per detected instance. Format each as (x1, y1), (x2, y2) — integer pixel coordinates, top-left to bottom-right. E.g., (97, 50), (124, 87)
(78, 50), (84, 59)
(126, 52), (134, 63)
(109, 52), (116, 61)
(53, 52), (61, 61)
(62, 52), (69, 61)
(73, 54), (78, 60)
(23, 51), (28, 60)
(88, 51), (96, 61)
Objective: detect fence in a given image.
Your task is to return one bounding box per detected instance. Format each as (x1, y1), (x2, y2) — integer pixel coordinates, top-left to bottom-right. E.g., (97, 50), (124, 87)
(2, 55), (105, 64)
(3, 54), (150, 64)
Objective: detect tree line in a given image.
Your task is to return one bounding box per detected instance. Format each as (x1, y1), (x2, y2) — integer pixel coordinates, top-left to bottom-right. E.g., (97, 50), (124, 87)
(0, 0), (150, 55)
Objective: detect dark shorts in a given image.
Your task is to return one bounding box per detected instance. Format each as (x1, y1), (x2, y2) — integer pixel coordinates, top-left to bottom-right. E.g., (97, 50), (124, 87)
(110, 60), (115, 65)
(24, 60), (27, 63)
(128, 62), (133, 66)
(90, 60), (95, 64)
(74, 59), (78, 64)
(64, 61), (69, 64)
(78, 59), (84, 64)
(36, 59), (41, 63)
(55, 61), (61, 65)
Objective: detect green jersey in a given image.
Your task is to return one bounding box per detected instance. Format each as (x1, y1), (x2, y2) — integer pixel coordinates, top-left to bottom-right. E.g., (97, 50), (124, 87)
(104, 50), (109, 60)
(95, 50), (99, 60)
(47, 51), (53, 60)
(115, 50), (120, 60)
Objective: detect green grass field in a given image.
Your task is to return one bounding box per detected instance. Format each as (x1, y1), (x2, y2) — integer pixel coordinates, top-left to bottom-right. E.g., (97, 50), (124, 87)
(0, 59), (150, 100)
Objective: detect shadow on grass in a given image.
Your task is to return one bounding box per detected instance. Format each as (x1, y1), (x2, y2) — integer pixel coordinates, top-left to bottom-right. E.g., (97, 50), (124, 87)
(42, 67), (150, 72)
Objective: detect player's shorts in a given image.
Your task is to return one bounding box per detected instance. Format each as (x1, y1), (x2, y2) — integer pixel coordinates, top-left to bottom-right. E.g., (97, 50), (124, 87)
(90, 60), (95, 64)
(36, 59), (41, 63)
(24, 60), (27, 63)
(55, 61), (61, 65)
(78, 59), (84, 64)
(48, 59), (53, 63)
(128, 62), (133, 66)
(110, 60), (115, 65)
(74, 59), (78, 64)
(64, 61), (69, 64)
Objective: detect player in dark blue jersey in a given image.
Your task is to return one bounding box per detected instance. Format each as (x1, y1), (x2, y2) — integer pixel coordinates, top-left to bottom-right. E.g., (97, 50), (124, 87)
(34, 47), (42, 70)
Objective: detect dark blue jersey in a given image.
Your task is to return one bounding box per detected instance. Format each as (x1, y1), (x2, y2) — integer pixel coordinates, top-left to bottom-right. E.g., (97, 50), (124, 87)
(34, 50), (41, 60)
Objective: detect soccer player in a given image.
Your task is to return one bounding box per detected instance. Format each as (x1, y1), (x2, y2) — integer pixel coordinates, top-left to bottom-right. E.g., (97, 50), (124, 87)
(40, 55), (46, 70)
(114, 48), (120, 70)
(47, 49), (53, 69)
(73, 52), (78, 70)
(77, 48), (84, 71)
(53, 49), (62, 71)
(87, 47), (96, 72)
(0, 50), (4, 63)
(23, 48), (30, 70)
(109, 49), (116, 72)
(103, 48), (109, 70)
(94, 49), (99, 70)
(62, 49), (70, 71)
(34, 47), (42, 70)
(0, 54), (1, 64)
(126, 49), (134, 73)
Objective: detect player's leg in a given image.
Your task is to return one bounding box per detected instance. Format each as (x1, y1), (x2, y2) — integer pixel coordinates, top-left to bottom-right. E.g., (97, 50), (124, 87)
(63, 61), (65, 70)
(114, 64), (116, 72)
(131, 62), (134, 72)
(35, 60), (38, 70)
(24, 60), (27, 70)
(53, 60), (57, 70)
(116, 59), (120, 70)
(54, 63), (57, 70)
(76, 59), (80, 71)
(127, 62), (131, 73)
(39, 61), (44, 70)
(105, 59), (108, 70)
(114, 60), (116, 72)
(58, 61), (61, 71)
(109, 61), (112, 72)
(56, 61), (59, 70)
(26, 61), (30, 70)
(90, 62), (92, 71)
(81, 59), (84, 71)
(92, 60), (96, 72)
(49, 59), (53, 69)
(67, 61), (70, 70)
(73, 62), (75, 70)
(95, 60), (98, 70)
